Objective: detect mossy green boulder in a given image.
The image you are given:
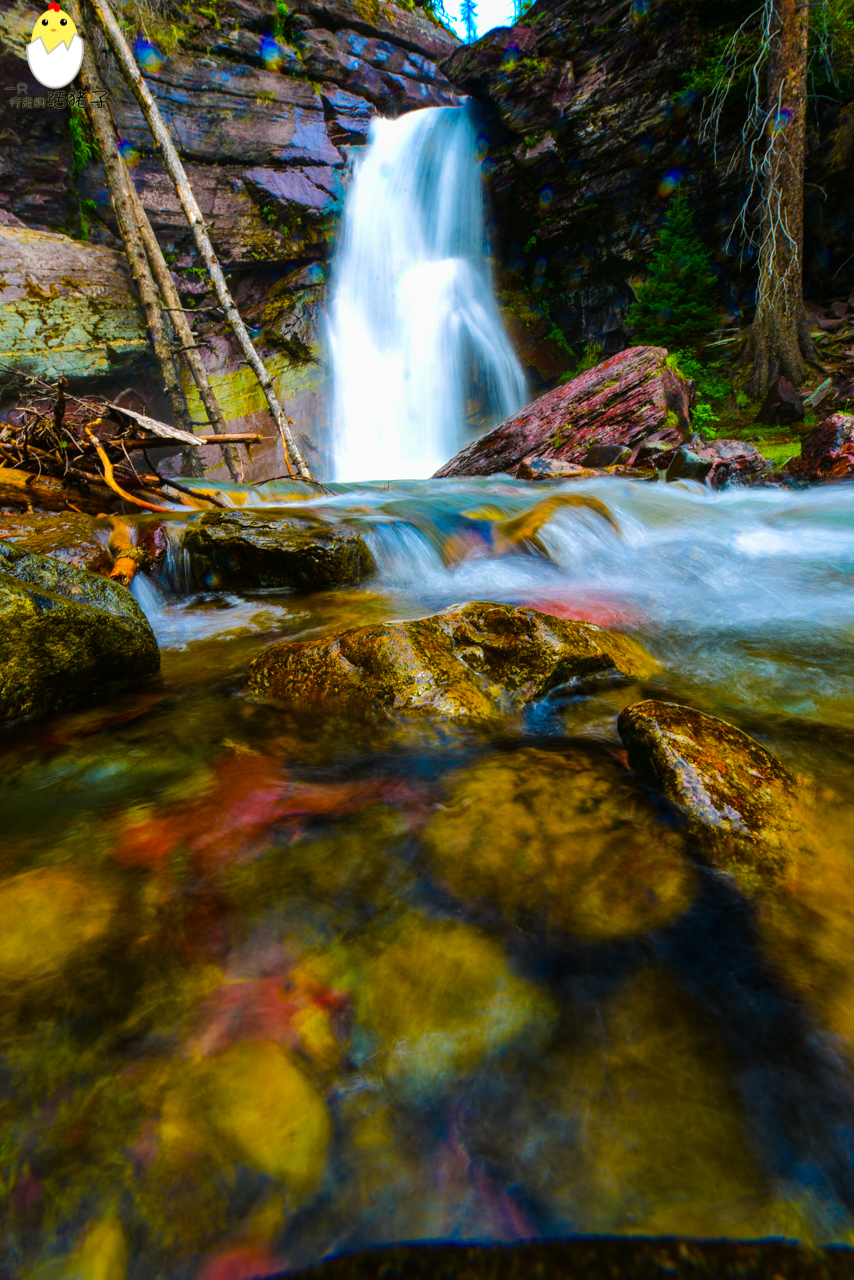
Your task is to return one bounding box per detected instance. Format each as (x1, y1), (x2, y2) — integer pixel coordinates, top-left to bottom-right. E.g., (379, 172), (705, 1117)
(617, 700), (798, 892)
(421, 747), (695, 940)
(346, 916), (557, 1098)
(179, 510), (376, 591)
(0, 511), (112, 575)
(247, 601), (656, 722)
(0, 539), (159, 723)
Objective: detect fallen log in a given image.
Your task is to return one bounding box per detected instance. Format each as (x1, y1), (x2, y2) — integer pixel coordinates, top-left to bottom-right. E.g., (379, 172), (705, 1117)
(84, 0), (314, 484)
(72, 5), (196, 446)
(0, 465), (114, 514)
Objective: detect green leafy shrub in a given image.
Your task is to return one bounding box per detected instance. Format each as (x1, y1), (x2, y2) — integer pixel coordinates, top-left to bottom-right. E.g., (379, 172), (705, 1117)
(627, 191), (719, 351)
(578, 340), (603, 372)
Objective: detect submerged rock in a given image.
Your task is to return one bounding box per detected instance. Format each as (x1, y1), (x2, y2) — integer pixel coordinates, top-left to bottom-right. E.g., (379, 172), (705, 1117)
(180, 510), (376, 591)
(786, 413), (854, 481)
(246, 601), (656, 721)
(469, 967), (773, 1239)
(0, 540), (159, 723)
(434, 347), (693, 478)
(349, 916), (556, 1097)
(421, 747), (694, 940)
(0, 512), (112, 575)
(617, 700), (798, 892)
(0, 866), (118, 986)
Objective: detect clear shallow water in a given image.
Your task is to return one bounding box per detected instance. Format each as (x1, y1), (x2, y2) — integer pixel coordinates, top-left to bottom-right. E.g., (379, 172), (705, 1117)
(4, 478), (854, 1277)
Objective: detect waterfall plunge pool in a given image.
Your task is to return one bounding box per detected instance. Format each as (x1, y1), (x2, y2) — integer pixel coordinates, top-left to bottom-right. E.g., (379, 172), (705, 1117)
(4, 476), (854, 1275)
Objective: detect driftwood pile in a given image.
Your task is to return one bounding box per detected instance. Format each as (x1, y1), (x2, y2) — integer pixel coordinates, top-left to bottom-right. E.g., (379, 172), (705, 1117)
(0, 370), (267, 515)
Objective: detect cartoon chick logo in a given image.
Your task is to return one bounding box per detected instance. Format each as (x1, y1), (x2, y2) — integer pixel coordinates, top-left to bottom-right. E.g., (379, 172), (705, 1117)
(27, 1), (83, 89)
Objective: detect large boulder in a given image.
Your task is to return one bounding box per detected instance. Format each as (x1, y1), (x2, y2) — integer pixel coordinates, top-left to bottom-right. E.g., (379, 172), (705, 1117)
(179, 509), (376, 590)
(420, 747), (695, 941)
(617, 700), (799, 894)
(434, 348), (693, 478)
(0, 539), (159, 722)
(0, 511), (112, 574)
(786, 413), (854, 481)
(246, 601), (656, 721)
(0, 224), (147, 385)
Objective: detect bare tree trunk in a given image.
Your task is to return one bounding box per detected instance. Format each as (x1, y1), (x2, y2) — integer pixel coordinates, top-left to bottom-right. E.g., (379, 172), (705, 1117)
(73, 2), (197, 450)
(84, 0), (314, 483)
(121, 177), (244, 482)
(742, 0), (818, 396)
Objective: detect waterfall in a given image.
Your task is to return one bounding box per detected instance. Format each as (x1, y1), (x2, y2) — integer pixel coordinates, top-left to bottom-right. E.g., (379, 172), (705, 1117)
(326, 104), (527, 482)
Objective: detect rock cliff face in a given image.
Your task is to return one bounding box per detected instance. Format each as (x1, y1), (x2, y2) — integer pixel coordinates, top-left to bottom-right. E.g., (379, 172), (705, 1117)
(0, 0), (459, 477)
(443, 0), (854, 353)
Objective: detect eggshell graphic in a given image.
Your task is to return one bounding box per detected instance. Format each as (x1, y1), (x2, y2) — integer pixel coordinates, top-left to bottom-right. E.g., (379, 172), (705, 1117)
(27, 4), (83, 89)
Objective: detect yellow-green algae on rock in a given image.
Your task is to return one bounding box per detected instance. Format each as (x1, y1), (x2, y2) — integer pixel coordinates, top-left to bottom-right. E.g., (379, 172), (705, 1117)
(618, 700), (799, 893)
(345, 915), (557, 1098)
(0, 866), (118, 986)
(247, 601), (656, 722)
(0, 540), (159, 723)
(420, 747), (695, 940)
(487, 966), (776, 1240)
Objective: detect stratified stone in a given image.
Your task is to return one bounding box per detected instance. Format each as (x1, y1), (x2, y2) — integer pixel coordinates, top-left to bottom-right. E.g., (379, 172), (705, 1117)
(348, 915), (556, 1097)
(618, 700), (798, 892)
(434, 347), (693, 478)
(180, 510), (376, 591)
(246, 601), (657, 722)
(787, 413), (854, 481)
(0, 539), (159, 723)
(421, 747), (694, 940)
(0, 225), (146, 383)
(0, 511), (112, 574)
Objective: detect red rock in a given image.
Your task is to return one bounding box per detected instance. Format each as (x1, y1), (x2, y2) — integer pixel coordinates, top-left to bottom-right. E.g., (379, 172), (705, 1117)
(434, 347), (693, 478)
(830, 300), (850, 319)
(787, 413), (854, 481)
(521, 592), (644, 628)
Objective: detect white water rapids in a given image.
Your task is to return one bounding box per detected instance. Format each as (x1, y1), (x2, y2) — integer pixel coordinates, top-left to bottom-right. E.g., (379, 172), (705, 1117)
(326, 105), (527, 481)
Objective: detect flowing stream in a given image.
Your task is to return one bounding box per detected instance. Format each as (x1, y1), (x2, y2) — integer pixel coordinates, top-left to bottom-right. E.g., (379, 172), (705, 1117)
(326, 105), (527, 481)
(5, 479), (854, 1275)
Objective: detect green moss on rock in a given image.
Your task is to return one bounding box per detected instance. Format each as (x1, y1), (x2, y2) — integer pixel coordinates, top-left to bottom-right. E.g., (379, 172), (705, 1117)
(0, 539), (159, 723)
(246, 601), (656, 722)
(180, 510), (376, 591)
(617, 700), (798, 892)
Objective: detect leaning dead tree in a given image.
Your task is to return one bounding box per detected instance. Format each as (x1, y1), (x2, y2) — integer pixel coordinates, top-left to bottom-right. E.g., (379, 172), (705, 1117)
(83, 0), (314, 483)
(702, 0), (823, 396)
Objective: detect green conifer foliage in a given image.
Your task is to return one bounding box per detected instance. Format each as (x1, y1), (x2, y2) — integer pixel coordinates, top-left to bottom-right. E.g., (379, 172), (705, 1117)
(627, 192), (719, 351)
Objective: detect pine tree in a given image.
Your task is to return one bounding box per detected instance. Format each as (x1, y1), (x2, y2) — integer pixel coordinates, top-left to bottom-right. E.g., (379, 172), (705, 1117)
(627, 191), (719, 352)
(460, 0), (477, 43)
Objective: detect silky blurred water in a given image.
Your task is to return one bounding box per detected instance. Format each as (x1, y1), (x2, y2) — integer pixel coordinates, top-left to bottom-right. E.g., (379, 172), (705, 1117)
(325, 106), (527, 481)
(4, 478), (854, 1278)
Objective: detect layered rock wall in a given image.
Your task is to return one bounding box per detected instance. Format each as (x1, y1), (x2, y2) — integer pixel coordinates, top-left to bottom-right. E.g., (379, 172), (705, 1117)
(0, 0), (459, 478)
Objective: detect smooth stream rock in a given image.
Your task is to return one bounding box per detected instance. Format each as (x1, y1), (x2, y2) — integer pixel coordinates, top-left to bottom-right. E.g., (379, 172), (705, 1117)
(246, 601), (656, 721)
(0, 539), (159, 723)
(179, 510), (376, 590)
(617, 700), (799, 893)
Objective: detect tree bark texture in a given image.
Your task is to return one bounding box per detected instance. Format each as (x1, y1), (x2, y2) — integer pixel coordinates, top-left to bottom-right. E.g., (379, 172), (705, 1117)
(742, 0), (818, 396)
(72, 5), (197, 448)
(121, 176), (244, 482)
(85, 0), (314, 483)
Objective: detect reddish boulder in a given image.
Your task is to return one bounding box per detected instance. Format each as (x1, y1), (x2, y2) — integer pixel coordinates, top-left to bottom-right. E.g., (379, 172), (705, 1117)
(434, 347), (693, 479)
(787, 413), (854, 481)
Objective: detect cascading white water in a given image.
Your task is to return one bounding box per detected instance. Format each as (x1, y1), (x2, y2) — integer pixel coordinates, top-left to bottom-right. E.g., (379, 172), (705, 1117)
(326, 104), (527, 482)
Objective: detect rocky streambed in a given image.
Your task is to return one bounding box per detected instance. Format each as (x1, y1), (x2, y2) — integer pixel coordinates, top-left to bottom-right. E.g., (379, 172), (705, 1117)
(4, 476), (854, 1277)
